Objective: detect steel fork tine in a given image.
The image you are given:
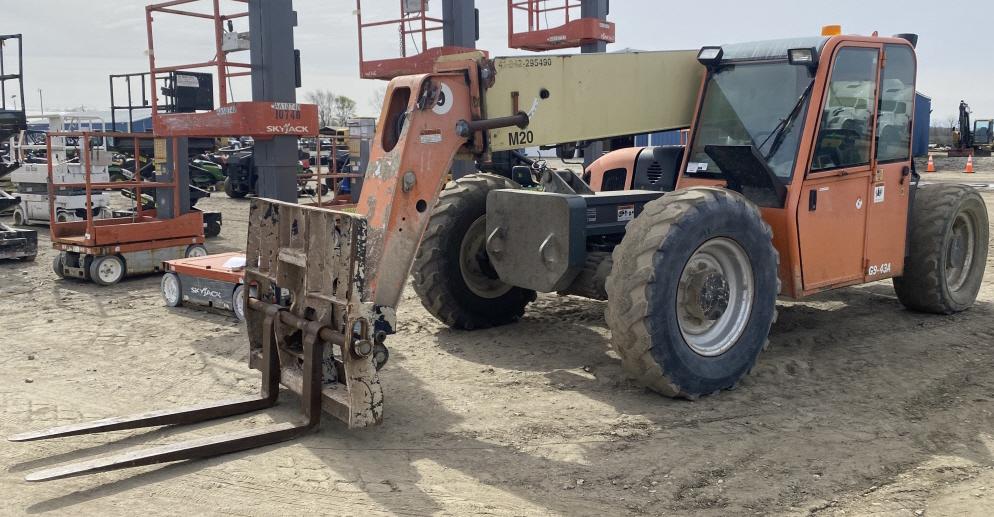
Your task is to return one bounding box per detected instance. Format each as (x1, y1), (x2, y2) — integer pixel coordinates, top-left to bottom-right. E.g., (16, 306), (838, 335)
(8, 397), (275, 442)
(24, 421), (311, 482)
(18, 309), (328, 482)
(9, 310), (283, 444)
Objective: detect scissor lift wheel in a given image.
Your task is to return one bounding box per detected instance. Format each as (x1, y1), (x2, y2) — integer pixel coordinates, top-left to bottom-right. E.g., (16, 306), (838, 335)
(161, 272), (182, 306)
(185, 244), (208, 258)
(89, 255), (126, 286)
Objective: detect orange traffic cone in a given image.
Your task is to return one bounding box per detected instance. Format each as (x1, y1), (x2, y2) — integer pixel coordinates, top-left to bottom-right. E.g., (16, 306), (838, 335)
(964, 154), (974, 174)
(926, 155), (936, 172)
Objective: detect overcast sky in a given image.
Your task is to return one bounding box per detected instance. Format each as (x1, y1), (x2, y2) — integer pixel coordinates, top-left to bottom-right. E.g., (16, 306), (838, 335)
(3, 0), (992, 125)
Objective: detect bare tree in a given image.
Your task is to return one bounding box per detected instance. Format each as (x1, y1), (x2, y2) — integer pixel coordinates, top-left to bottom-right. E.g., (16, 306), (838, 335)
(305, 90), (335, 128)
(333, 95), (357, 126)
(945, 115), (958, 130)
(368, 86), (386, 114)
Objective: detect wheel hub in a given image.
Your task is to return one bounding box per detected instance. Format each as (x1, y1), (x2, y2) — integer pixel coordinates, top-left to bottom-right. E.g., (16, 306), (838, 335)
(676, 238), (754, 357)
(98, 260), (122, 282)
(681, 257), (732, 322)
(945, 213), (976, 291)
(459, 217), (512, 299)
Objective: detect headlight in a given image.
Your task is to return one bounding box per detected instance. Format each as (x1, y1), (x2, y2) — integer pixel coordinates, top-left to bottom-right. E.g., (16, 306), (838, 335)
(697, 46), (723, 66)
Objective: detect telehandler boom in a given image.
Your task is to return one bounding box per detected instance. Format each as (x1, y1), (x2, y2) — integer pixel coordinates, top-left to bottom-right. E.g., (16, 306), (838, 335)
(11, 30), (989, 480)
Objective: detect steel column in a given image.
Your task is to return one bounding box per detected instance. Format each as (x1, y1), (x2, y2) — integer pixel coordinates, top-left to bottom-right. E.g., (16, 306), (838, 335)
(442, 0), (477, 48)
(249, 0), (300, 202)
(158, 137), (190, 218)
(580, 0), (609, 168)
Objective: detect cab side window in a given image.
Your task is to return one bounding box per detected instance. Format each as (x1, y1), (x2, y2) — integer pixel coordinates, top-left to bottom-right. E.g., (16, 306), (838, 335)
(811, 47), (879, 171)
(875, 45), (915, 162)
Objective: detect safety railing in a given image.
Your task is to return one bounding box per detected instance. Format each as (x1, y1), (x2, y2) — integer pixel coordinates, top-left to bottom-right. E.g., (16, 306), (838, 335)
(146, 0), (250, 118)
(507, 0), (615, 52)
(356, 0), (482, 79)
(46, 131), (179, 244)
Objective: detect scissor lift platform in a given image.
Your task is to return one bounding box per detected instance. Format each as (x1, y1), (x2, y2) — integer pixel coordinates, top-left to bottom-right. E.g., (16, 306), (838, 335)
(161, 252), (246, 320)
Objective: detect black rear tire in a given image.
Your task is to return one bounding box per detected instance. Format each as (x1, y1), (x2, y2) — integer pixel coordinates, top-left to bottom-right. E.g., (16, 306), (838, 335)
(412, 173), (536, 330)
(52, 253), (66, 279)
(894, 184), (989, 314)
(12, 207), (25, 226)
(224, 177), (248, 199)
(205, 219), (222, 238)
(605, 188), (780, 399)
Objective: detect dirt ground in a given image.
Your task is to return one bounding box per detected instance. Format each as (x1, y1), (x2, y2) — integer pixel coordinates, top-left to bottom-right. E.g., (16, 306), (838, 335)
(2, 167), (994, 516)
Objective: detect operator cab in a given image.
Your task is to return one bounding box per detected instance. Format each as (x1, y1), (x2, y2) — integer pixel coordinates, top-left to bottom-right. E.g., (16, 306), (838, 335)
(681, 37), (828, 207)
(975, 119), (994, 146)
(679, 30), (919, 296)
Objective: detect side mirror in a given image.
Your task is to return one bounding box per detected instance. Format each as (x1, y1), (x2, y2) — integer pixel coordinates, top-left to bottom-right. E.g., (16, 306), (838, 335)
(556, 142), (578, 160)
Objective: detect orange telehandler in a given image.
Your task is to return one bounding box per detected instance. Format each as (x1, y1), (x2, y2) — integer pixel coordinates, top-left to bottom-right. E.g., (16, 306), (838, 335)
(11, 30), (989, 480)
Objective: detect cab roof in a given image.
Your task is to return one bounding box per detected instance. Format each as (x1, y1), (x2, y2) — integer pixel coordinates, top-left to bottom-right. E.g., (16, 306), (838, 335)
(717, 36), (829, 62)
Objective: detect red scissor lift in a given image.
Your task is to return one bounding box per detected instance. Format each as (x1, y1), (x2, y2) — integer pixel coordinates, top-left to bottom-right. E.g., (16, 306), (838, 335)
(49, 0), (318, 286)
(48, 132), (207, 285)
(356, 0), (483, 80)
(507, 0), (615, 52)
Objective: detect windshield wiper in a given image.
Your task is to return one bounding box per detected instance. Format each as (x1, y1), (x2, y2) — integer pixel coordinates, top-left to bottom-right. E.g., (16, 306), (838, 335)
(757, 78), (815, 160)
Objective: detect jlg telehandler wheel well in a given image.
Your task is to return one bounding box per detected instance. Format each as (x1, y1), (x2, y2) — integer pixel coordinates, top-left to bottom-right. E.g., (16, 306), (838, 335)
(894, 183), (989, 314)
(412, 173), (537, 330)
(606, 187), (779, 399)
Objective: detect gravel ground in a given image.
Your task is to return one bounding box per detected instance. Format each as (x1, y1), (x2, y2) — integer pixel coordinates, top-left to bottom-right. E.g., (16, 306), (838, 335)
(1, 170), (994, 516)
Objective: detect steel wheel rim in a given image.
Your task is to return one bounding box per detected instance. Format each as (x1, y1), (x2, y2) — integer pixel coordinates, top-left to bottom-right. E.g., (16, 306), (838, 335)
(98, 258), (123, 284)
(233, 287), (245, 320)
(946, 212), (976, 291)
(163, 275), (180, 304)
(188, 246), (207, 258)
(676, 237), (755, 357)
(459, 216), (512, 299)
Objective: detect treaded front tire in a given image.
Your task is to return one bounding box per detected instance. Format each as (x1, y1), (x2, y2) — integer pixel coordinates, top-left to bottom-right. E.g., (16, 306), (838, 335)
(605, 187), (780, 399)
(894, 183), (989, 314)
(412, 173), (536, 330)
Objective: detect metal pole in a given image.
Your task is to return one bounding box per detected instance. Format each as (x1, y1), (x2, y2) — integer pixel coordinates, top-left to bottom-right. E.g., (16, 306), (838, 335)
(83, 134), (93, 243)
(443, 0), (477, 177)
(249, 0), (300, 202)
(1, 37), (6, 110)
(580, 0), (609, 169)
(38, 89), (44, 114)
(109, 76), (116, 128)
(212, 0), (229, 106)
(18, 35), (25, 115)
(442, 0), (477, 47)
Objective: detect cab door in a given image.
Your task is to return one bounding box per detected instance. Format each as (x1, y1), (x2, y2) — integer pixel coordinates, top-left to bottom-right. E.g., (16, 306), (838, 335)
(797, 44), (881, 291)
(862, 44), (916, 281)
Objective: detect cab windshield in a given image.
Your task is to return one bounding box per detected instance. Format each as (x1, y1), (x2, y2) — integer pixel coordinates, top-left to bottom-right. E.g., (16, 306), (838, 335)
(687, 61), (812, 181)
